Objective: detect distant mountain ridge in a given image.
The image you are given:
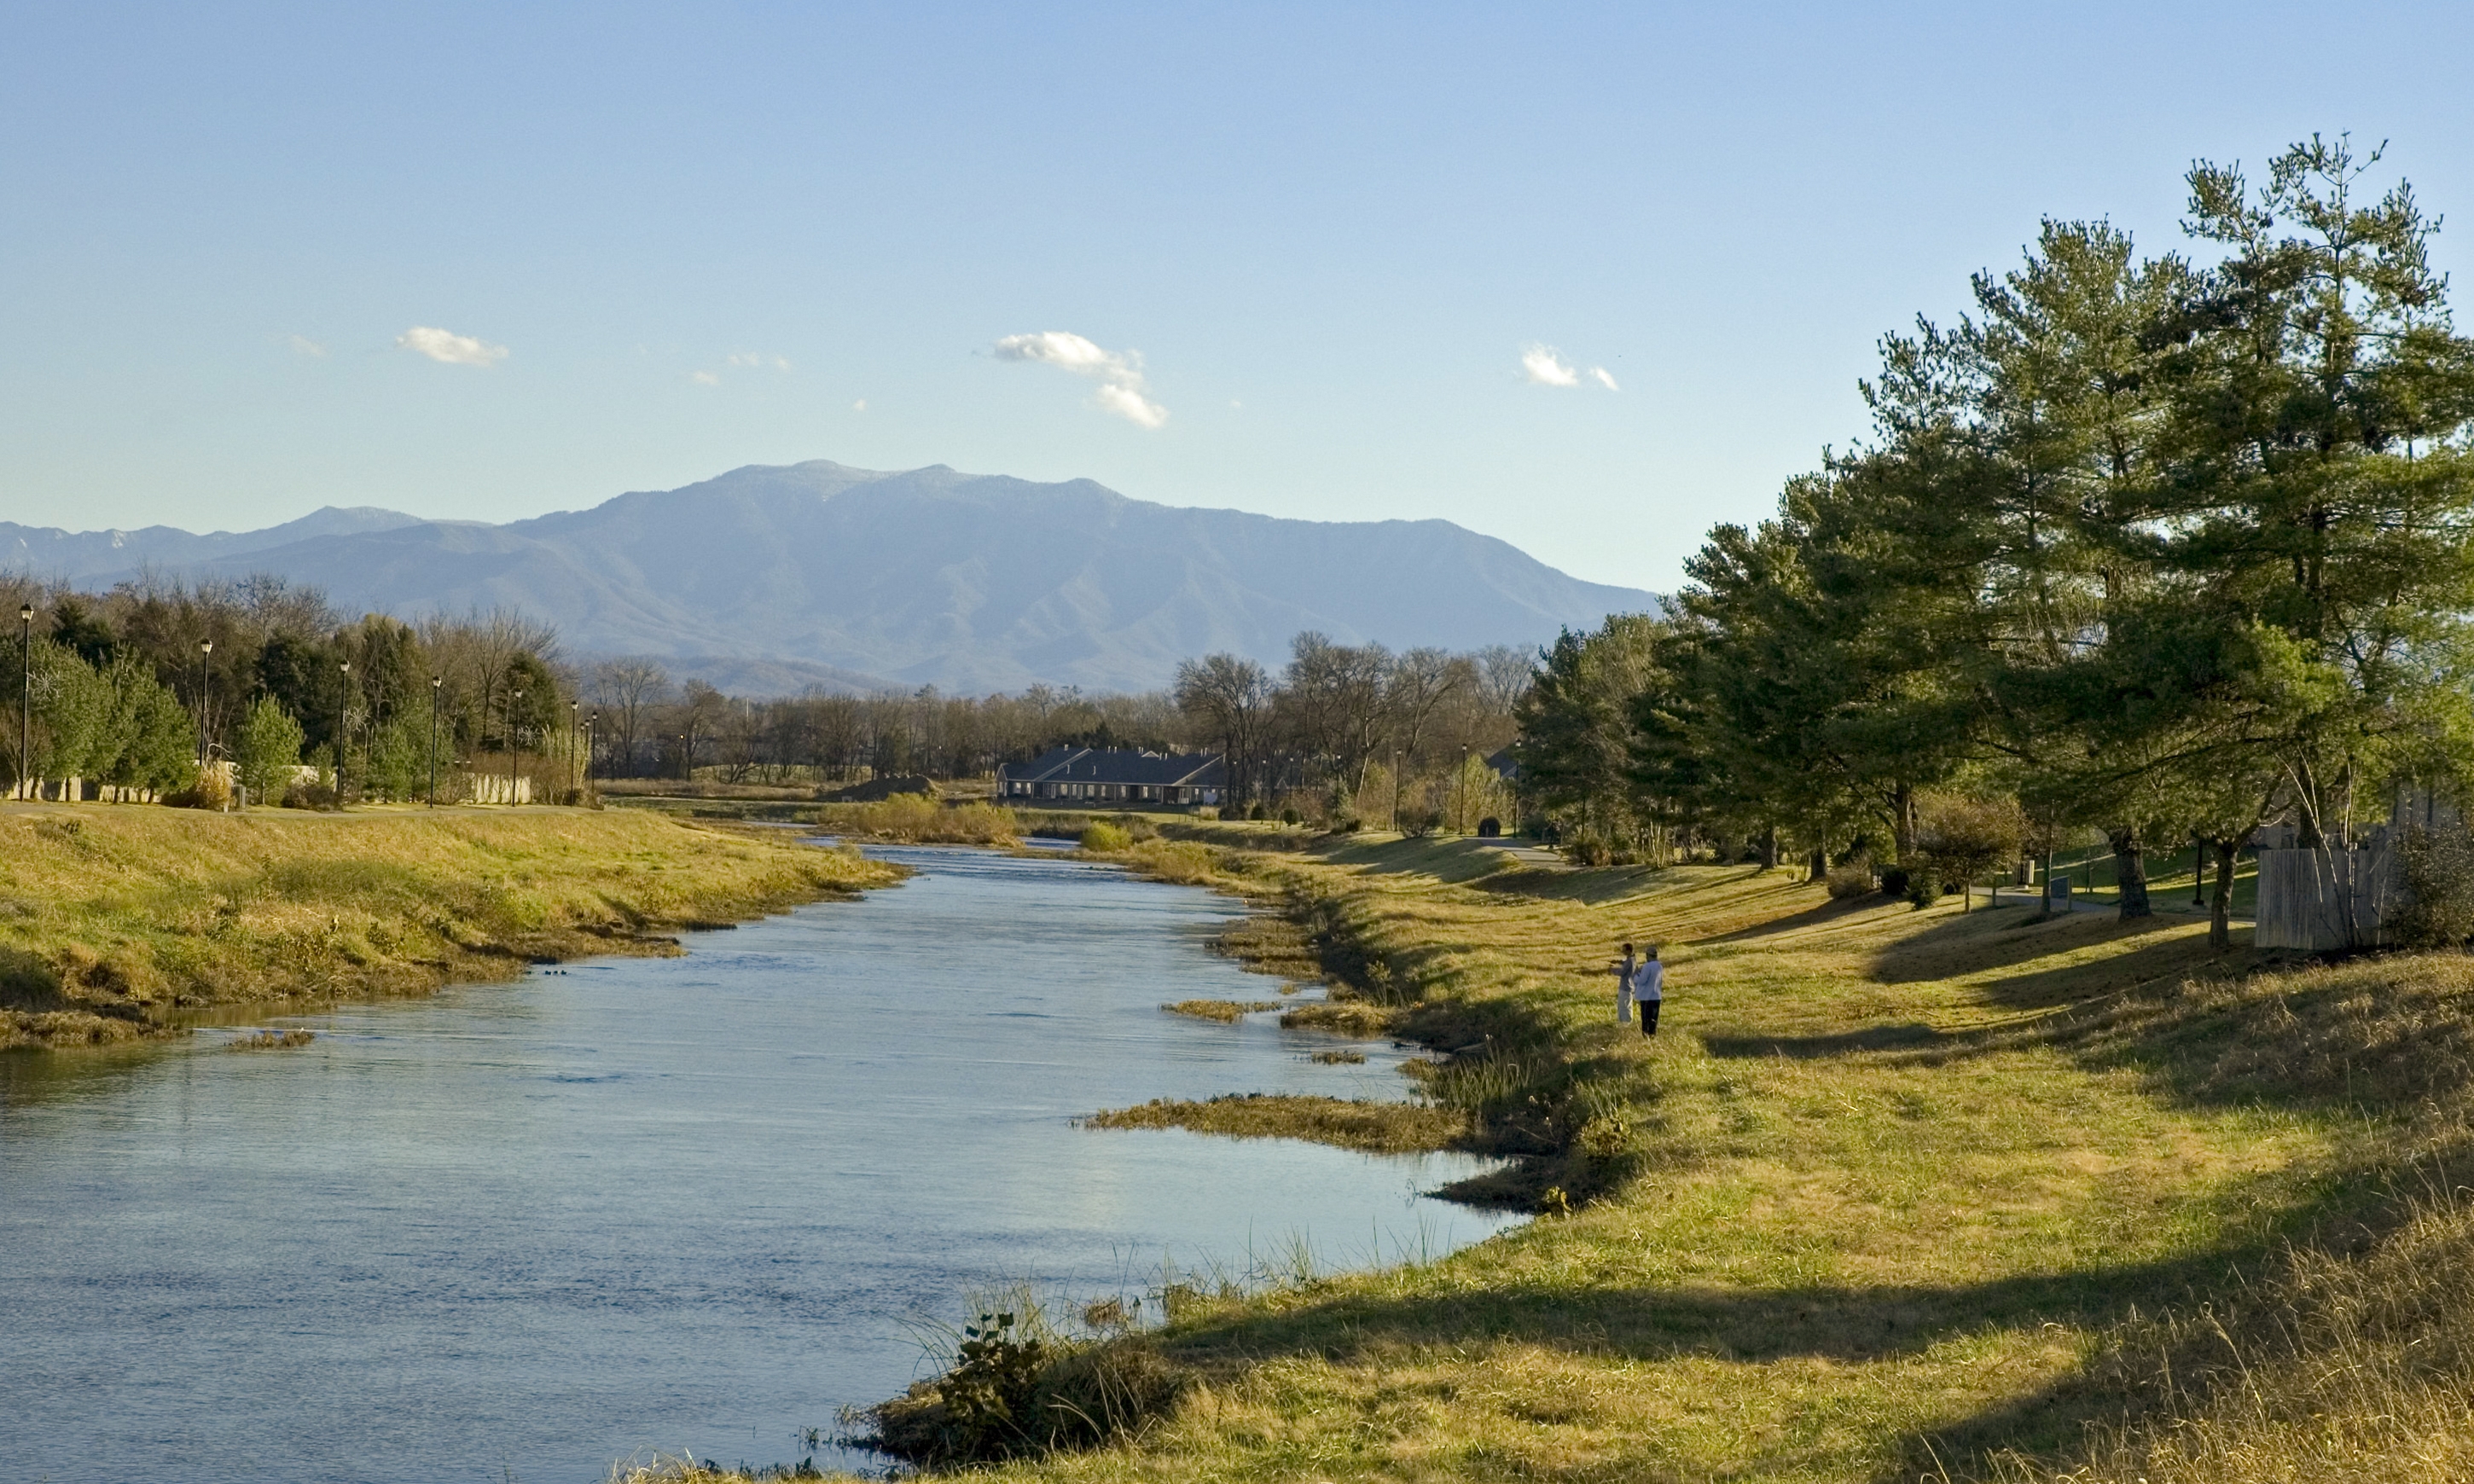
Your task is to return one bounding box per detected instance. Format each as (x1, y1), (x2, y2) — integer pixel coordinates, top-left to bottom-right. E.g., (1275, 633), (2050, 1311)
(9, 461), (1660, 693)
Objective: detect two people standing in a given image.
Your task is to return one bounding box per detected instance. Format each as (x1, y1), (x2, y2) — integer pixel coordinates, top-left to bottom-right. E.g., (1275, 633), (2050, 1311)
(1612, 942), (1663, 1038)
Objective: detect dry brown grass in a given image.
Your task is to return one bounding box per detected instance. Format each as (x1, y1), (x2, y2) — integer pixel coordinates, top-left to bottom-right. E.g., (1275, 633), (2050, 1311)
(0, 806), (900, 1050)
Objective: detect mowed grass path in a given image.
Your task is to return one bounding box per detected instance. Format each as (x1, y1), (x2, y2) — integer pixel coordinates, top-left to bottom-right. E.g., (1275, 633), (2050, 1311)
(909, 843), (2357, 1483)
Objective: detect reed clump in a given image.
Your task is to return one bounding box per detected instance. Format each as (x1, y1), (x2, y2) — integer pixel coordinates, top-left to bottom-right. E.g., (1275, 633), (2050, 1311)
(1161, 999), (1284, 1022)
(229, 1028), (316, 1050)
(817, 793), (1019, 845)
(1276, 1000), (1391, 1036)
(1083, 1092), (1470, 1152)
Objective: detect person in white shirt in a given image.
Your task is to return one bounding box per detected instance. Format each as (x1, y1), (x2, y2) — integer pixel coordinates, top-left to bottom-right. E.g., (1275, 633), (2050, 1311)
(1633, 945), (1664, 1038)
(1611, 942), (1635, 1024)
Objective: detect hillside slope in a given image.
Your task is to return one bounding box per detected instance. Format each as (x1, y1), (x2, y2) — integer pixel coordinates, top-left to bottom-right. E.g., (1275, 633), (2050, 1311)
(47, 461), (1659, 692)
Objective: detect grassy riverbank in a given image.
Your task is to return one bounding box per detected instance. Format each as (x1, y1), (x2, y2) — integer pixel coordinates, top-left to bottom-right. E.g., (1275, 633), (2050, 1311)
(790, 830), (2474, 1482)
(0, 806), (901, 1051)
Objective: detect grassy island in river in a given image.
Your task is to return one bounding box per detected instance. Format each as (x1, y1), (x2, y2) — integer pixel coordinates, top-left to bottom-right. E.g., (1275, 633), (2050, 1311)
(0, 806), (901, 1051)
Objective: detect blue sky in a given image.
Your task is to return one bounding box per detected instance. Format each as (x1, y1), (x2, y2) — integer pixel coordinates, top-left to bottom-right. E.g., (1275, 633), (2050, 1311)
(4, 3), (2472, 590)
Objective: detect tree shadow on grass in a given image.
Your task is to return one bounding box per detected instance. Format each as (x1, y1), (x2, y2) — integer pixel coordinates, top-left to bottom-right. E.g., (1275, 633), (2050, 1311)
(1693, 891), (1892, 946)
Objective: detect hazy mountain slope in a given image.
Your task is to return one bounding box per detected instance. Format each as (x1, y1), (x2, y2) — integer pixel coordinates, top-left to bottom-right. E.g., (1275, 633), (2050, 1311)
(50, 461), (1659, 693)
(0, 506), (427, 582)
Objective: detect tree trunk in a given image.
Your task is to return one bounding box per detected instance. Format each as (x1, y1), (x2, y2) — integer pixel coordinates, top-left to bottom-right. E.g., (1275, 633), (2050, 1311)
(1808, 847), (1828, 881)
(1891, 784), (1916, 861)
(1759, 824), (1779, 872)
(2109, 827), (2151, 920)
(2210, 839), (2238, 951)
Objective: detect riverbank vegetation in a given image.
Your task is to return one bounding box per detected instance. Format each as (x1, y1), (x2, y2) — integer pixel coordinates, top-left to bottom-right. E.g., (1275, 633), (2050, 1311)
(816, 823), (2474, 1481)
(0, 808), (899, 1050)
(0, 577), (586, 806)
(815, 793), (1020, 844)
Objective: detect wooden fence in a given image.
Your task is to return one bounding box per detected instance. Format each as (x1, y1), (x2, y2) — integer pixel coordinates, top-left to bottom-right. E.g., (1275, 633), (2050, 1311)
(2254, 839), (2405, 951)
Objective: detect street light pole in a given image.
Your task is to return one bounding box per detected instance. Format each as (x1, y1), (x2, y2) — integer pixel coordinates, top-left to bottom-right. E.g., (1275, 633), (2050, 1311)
(568, 699), (579, 803)
(1459, 743), (1470, 833)
(509, 690), (524, 805)
(428, 676), (442, 808)
(337, 660), (351, 801)
(17, 604), (32, 803)
(196, 640), (213, 774)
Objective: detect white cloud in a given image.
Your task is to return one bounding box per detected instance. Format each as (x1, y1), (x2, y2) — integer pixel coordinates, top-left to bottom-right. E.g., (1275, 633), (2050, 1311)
(1521, 345), (1581, 387)
(689, 370), (721, 385)
(993, 329), (1168, 428)
(1589, 366), (1620, 391)
(287, 333), (327, 358)
(397, 325), (508, 368)
(1094, 381), (1170, 429)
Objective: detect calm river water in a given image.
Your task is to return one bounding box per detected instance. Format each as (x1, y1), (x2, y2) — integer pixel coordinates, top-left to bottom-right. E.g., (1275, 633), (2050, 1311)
(0, 844), (1517, 1483)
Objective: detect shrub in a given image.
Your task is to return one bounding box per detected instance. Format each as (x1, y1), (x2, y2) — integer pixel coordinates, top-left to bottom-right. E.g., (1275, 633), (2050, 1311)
(1825, 863), (1875, 899)
(2396, 825), (2474, 948)
(1280, 807), (1301, 826)
(1879, 865), (1911, 900)
(1904, 863), (1941, 908)
(282, 778), (341, 811)
(1125, 839), (1216, 884)
(234, 696), (305, 806)
(1079, 822), (1132, 852)
(1914, 792), (2028, 907)
(1397, 806), (1441, 838)
(166, 768), (231, 811)
(824, 793), (1020, 845)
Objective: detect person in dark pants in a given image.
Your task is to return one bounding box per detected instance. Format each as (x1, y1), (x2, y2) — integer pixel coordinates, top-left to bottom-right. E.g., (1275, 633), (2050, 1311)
(1612, 942), (1636, 1025)
(1635, 944), (1663, 1036)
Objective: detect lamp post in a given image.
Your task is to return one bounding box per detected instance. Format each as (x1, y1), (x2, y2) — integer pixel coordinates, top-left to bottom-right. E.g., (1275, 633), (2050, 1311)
(17, 604), (32, 803)
(196, 639), (213, 773)
(584, 712), (596, 803)
(1459, 743), (1470, 833)
(428, 676), (442, 808)
(508, 689), (524, 806)
(568, 699), (579, 803)
(337, 660), (351, 801)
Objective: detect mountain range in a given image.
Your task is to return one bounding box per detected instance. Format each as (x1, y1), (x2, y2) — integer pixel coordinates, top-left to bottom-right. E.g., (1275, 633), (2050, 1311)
(3, 461), (1659, 693)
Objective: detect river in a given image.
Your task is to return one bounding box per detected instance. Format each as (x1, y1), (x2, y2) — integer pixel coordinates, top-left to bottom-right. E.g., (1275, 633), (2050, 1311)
(0, 843), (1517, 1482)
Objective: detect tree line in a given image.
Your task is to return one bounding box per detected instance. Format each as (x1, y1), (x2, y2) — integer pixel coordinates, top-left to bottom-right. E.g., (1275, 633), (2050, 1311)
(585, 635), (1532, 827)
(1, 572), (574, 804)
(1510, 136), (2474, 947)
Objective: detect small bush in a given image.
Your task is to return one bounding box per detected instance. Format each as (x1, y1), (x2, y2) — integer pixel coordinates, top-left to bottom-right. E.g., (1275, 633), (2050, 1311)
(1124, 839), (1216, 884)
(1397, 807), (1441, 838)
(1879, 865), (1910, 900)
(1825, 863), (1875, 899)
(283, 779), (341, 811)
(1079, 822), (1132, 852)
(2396, 825), (2474, 948)
(1904, 864), (1941, 908)
(823, 793), (1019, 845)
(1280, 807), (1301, 826)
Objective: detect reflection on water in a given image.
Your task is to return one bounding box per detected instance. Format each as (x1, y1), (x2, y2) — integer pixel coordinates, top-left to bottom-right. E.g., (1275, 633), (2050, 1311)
(0, 845), (1517, 1482)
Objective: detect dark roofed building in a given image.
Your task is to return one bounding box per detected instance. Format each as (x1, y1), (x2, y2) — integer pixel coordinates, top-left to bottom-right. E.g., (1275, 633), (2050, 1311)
(996, 746), (1226, 808)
